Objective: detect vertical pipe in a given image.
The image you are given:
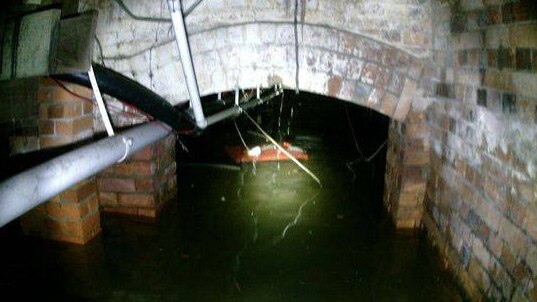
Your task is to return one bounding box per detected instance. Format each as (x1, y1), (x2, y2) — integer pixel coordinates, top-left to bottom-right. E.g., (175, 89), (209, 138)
(167, 0), (206, 128)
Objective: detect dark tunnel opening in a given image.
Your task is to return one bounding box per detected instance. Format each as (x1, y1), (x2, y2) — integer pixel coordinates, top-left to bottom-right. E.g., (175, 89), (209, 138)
(178, 89), (391, 218)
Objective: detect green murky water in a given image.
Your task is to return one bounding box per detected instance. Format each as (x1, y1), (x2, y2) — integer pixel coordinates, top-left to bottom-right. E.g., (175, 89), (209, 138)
(0, 93), (464, 301)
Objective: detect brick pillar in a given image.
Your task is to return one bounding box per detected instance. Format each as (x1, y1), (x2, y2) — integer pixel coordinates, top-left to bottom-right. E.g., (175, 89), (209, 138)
(383, 108), (430, 229)
(97, 134), (177, 218)
(37, 78), (93, 148)
(20, 78), (101, 244)
(20, 179), (101, 244)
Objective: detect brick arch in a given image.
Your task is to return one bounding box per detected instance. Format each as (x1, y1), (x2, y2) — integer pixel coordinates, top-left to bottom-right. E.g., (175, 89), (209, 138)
(188, 23), (424, 121)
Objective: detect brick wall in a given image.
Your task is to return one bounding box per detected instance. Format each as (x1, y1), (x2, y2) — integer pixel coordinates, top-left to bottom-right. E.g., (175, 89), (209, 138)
(97, 133), (177, 218)
(422, 0), (537, 300)
(84, 0), (431, 112)
(38, 78), (94, 148)
(384, 106), (430, 228)
(21, 178), (101, 244)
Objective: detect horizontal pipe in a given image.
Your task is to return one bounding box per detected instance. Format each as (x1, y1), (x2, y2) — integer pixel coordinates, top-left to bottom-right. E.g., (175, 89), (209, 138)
(0, 122), (172, 228)
(205, 88), (283, 126)
(205, 106), (242, 126)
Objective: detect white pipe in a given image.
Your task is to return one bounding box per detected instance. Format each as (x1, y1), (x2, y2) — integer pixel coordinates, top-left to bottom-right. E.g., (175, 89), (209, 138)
(0, 122), (172, 228)
(88, 66), (115, 136)
(168, 0), (206, 128)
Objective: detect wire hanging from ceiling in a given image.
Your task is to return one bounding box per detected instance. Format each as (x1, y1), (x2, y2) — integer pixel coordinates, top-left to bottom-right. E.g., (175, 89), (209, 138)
(293, 0), (300, 94)
(113, 0), (171, 23)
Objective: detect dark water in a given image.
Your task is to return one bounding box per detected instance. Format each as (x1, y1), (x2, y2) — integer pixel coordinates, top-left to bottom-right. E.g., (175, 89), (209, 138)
(0, 93), (464, 301)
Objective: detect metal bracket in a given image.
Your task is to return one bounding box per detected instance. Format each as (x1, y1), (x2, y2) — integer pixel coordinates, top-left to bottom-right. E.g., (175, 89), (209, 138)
(117, 135), (133, 163)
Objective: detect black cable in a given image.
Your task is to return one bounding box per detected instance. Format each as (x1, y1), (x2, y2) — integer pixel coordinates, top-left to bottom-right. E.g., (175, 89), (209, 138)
(113, 0), (171, 23)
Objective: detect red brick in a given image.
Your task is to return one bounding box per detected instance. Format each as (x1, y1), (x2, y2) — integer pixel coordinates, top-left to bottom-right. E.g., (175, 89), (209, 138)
(402, 181), (426, 194)
(48, 102), (82, 118)
(404, 151), (430, 166)
(135, 179), (155, 192)
(375, 67), (391, 88)
(44, 202), (63, 219)
(49, 212), (100, 245)
(53, 85), (78, 102)
(524, 211), (537, 241)
(38, 77), (57, 87)
(395, 219), (418, 229)
(327, 75), (343, 97)
(39, 104), (49, 119)
(114, 161), (155, 176)
(55, 119), (75, 135)
(399, 192), (422, 206)
(398, 205), (422, 219)
(72, 85), (93, 99)
(98, 192), (117, 207)
(38, 86), (54, 102)
(54, 115), (92, 136)
(136, 208), (157, 218)
(131, 146), (153, 161)
(62, 179), (96, 203)
(73, 115), (93, 134)
(393, 79), (417, 121)
(517, 181), (535, 204)
(97, 178), (136, 192)
(102, 207), (138, 216)
(360, 63), (379, 85)
(379, 93), (398, 116)
(82, 101), (93, 115)
(39, 120), (55, 135)
(80, 211), (100, 239)
(118, 193), (155, 207)
(402, 165), (423, 181)
(40, 135), (76, 148)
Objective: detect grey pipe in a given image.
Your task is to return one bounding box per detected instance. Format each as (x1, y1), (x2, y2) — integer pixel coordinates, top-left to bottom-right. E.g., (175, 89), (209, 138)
(168, 0), (206, 128)
(0, 122), (172, 228)
(205, 88), (283, 126)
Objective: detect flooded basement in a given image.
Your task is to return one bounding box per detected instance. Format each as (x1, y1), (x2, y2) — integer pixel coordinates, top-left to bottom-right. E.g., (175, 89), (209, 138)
(0, 92), (464, 301)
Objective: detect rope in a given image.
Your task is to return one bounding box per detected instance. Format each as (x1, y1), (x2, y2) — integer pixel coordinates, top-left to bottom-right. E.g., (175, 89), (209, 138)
(113, 0), (171, 23)
(365, 140), (387, 162)
(344, 104), (364, 159)
(242, 111), (321, 187)
(233, 120), (249, 150)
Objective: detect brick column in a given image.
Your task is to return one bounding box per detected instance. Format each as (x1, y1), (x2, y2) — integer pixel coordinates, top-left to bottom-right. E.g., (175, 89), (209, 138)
(383, 107), (430, 229)
(97, 134), (177, 218)
(37, 78), (93, 148)
(20, 78), (101, 244)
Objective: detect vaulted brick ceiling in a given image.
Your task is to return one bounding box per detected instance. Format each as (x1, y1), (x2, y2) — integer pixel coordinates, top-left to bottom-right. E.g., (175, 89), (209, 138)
(89, 0), (432, 121)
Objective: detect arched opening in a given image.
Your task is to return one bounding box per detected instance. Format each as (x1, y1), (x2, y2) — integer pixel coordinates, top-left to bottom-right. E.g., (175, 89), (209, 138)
(163, 90), (461, 300)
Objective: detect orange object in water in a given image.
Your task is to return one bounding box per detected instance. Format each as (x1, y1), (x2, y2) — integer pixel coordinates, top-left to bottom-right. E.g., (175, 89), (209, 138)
(225, 142), (309, 163)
